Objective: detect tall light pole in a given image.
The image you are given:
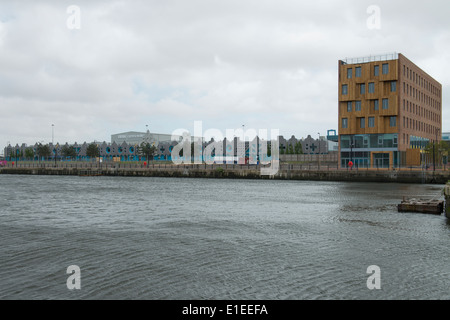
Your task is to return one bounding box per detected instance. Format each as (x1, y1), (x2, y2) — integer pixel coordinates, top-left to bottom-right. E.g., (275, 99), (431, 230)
(54, 143), (59, 167)
(350, 137), (354, 170)
(434, 128), (440, 172)
(52, 124), (55, 163)
(242, 124), (245, 164)
(318, 132), (321, 170)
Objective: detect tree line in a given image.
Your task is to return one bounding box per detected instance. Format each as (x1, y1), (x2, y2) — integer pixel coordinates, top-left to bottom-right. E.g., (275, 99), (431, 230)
(7, 142), (157, 161)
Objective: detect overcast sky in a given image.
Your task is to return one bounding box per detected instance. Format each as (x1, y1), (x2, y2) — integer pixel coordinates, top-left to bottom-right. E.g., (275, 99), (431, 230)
(1, 0), (449, 148)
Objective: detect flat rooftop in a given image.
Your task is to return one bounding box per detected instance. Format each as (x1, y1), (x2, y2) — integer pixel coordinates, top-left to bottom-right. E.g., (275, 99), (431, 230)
(341, 52), (398, 65)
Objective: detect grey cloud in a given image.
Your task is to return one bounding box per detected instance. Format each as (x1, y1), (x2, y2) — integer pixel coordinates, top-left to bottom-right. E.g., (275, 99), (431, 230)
(0, 0), (449, 147)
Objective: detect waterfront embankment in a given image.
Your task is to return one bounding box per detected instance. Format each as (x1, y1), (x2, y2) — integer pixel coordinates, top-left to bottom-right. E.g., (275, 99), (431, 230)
(1, 163), (449, 184)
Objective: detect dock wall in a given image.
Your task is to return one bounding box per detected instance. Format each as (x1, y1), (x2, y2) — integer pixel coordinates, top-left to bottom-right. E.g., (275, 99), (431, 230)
(1, 165), (450, 184)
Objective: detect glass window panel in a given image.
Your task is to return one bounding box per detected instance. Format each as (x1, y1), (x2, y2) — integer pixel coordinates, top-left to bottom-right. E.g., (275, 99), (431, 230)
(347, 68), (352, 79)
(374, 99), (379, 110)
(360, 84), (366, 94)
(374, 65), (379, 76)
(391, 81), (397, 92)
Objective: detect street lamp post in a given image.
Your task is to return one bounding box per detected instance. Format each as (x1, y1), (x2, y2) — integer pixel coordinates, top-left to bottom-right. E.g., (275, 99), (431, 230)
(37, 142), (41, 165)
(439, 147), (444, 170)
(317, 132), (321, 170)
(433, 140), (435, 172)
(52, 124), (55, 164)
(242, 124), (245, 164)
(433, 129), (439, 172)
(350, 137), (354, 170)
(54, 143), (59, 167)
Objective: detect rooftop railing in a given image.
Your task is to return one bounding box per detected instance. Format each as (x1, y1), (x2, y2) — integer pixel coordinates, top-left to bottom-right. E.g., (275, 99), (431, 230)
(342, 52), (398, 65)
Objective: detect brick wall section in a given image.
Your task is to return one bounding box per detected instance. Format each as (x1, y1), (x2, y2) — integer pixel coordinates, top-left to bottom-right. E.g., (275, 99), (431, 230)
(397, 54), (443, 151)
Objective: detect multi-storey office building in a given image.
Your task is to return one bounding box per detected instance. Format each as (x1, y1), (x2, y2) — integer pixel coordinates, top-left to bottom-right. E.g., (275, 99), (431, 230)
(338, 53), (442, 168)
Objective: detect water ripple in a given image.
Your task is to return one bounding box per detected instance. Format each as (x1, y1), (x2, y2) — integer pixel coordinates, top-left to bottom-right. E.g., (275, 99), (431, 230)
(0, 175), (449, 299)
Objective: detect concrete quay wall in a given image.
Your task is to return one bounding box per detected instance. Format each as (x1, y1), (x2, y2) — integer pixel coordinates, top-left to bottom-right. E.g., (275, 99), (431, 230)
(1, 166), (449, 184)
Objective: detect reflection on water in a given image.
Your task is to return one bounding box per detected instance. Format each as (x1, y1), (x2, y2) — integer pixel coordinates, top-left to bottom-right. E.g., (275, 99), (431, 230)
(0, 175), (449, 300)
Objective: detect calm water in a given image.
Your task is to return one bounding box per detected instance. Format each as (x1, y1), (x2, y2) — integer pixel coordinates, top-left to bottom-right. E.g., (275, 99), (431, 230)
(0, 175), (449, 300)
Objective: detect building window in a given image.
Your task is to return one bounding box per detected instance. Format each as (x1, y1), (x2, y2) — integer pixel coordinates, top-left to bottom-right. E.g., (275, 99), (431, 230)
(374, 99), (379, 111)
(342, 84), (348, 95)
(368, 117), (375, 128)
(355, 67), (362, 78)
(390, 81), (397, 92)
(368, 82), (375, 93)
(347, 68), (352, 79)
(355, 101), (362, 111)
(382, 98), (389, 109)
(382, 63), (389, 75)
(360, 118), (365, 129)
(360, 83), (366, 94)
(378, 136), (383, 146)
(374, 65), (379, 77)
(342, 118), (348, 129)
(390, 116), (397, 127)
(347, 101), (352, 112)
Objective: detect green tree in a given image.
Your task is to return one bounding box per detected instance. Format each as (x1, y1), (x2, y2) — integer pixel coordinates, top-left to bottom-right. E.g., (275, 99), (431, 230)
(287, 144), (294, 155)
(294, 141), (303, 154)
(9, 149), (22, 160)
(425, 141), (450, 165)
(86, 143), (100, 159)
(36, 144), (51, 160)
(61, 145), (77, 159)
(25, 147), (34, 160)
(140, 142), (157, 161)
